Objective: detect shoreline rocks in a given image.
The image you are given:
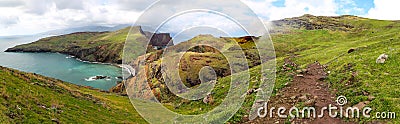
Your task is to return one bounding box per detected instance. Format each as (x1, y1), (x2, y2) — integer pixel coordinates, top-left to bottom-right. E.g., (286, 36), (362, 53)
(85, 75), (111, 81)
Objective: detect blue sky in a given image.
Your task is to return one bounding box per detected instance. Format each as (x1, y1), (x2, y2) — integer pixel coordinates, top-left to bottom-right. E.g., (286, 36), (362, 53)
(270, 0), (375, 15)
(335, 0), (374, 15)
(0, 0), (399, 36)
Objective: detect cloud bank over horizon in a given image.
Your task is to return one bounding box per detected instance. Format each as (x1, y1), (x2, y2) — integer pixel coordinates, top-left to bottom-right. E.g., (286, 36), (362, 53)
(0, 0), (399, 36)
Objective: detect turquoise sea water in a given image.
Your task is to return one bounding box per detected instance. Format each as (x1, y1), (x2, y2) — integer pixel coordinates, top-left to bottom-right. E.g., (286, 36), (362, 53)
(0, 36), (122, 90)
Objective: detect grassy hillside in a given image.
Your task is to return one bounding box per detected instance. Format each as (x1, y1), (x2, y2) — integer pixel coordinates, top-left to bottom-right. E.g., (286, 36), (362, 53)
(5, 27), (141, 64)
(271, 15), (400, 122)
(125, 15), (399, 123)
(1, 14), (399, 123)
(0, 66), (146, 123)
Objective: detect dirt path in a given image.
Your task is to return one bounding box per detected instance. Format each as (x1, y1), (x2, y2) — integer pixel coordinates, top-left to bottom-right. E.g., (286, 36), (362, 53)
(244, 60), (353, 124)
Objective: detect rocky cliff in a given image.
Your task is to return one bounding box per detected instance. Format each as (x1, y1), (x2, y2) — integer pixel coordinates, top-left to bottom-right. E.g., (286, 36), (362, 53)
(120, 35), (266, 100)
(5, 26), (172, 64)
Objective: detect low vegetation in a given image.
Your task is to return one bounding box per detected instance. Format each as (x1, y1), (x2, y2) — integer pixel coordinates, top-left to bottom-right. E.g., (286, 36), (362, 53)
(1, 14), (399, 123)
(0, 66), (146, 123)
(5, 27), (142, 64)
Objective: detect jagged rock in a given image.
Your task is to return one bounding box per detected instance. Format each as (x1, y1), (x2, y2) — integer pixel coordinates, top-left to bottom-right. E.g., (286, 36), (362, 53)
(87, 75), (111, 81)
(94, 75), (109, 80)
(368, 95), (376, 101)
(203, 93), (214, 104)
(109, 81), (125, 93)
(348, 48), (355, 53)
(376, 54), (388, 64)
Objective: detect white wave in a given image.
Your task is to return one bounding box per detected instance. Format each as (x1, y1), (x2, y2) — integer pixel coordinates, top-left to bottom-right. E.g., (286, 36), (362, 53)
(85, 76), (97, 81)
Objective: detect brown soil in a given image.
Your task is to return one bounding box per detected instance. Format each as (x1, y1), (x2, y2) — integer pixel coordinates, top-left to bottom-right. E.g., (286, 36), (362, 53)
(244, 61), (354, 124)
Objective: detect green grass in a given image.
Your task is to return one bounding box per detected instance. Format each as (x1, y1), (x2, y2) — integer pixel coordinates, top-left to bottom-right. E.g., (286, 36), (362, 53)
(269, 16), (400, 123)
(0, 66), (146, 123)
(2, 15), (399, 123)
(6, 27), (143, 64)
(162, 15), (400, 123)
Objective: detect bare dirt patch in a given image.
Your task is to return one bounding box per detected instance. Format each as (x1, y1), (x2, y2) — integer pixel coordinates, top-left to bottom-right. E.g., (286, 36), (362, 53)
(244, 60), (354, 124)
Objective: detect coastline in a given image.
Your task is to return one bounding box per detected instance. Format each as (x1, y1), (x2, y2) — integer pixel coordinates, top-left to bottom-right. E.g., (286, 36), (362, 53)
(0, 65), (113, 93)
(3, 51), (124, 91)
(11, 51), (124, 68)
(70, 55), (123, 68)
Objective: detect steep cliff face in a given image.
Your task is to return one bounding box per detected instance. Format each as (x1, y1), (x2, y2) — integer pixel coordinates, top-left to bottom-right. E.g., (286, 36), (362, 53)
(121, 35), (264, 101)
(5, 29), (130, 64)
(5, 26), (173, 64)
(271, 14), (364, 32)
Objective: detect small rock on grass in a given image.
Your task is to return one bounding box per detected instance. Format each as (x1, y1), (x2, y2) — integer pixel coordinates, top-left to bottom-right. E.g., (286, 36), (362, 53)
(368, 95), (376, 101)
(376, 54), (388, 64)
(52, 118), (60, 124)
(353, 101), (369, 109)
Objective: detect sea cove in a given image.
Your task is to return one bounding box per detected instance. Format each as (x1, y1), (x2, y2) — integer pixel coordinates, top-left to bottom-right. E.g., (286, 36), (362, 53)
(0, 36), (122, 90)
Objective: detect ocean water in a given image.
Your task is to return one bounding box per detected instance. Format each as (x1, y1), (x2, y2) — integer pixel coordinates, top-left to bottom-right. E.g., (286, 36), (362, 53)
(0, 36), (122, 90)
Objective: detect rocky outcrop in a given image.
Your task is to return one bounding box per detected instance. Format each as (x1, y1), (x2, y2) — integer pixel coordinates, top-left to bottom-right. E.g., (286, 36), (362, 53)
(111, 35), (266, 101)
(272, 14), (357, 32)
(109, 81), (126, 95)
(5, 26), (174, 64)
(5, 31), (124, 64)
(6, 43), (124, 64)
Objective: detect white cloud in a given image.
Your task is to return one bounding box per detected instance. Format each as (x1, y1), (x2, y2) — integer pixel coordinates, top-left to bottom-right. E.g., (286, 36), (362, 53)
(367, 0), (400, 20)
(1, 0), (397, 36)
(0, 0), (24, 7)
(134, 0), (268, 38)
(0, 16), (19, 28)
(242, 0), (338, 21)
(0, 0), (143, 36)
(111, 0), (157, 11)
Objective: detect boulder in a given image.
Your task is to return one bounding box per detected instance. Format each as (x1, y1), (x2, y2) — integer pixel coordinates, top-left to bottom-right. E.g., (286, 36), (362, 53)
(203, 93), (214, 104)
(376, 54), (388, 64)
(368, 95), (376, 101)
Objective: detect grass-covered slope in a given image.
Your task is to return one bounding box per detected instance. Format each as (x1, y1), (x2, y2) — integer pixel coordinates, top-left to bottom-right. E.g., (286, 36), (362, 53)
(271, 15), (400, 122)
(1, 14), (399, 123)
(126, 15), (399, 123)
(0, 66), (146, 123)
(5, 27), (142, 64)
